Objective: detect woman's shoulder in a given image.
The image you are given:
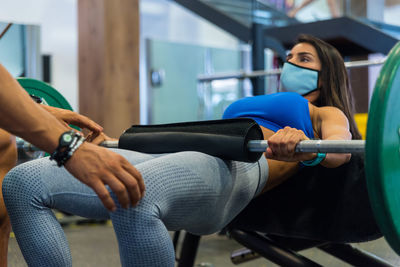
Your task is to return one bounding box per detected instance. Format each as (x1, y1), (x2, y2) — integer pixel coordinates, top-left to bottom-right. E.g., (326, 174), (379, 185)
(313, 105), (349, 124)
(318, 105), (346, 115)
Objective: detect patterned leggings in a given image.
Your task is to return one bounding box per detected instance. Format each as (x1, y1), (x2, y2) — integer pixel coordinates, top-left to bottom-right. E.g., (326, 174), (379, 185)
(3, 149), (268, 266)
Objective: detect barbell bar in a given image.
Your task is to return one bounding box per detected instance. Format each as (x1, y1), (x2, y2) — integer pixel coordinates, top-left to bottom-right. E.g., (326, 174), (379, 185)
(197, 57), (386, 82)
(100, 140), (366, 153)
(17, 139), (367, 154)
(247, 140), (366, 153)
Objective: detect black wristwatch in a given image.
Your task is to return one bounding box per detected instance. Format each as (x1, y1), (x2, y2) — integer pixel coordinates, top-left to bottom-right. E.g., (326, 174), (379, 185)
(50, 130), (84, 167)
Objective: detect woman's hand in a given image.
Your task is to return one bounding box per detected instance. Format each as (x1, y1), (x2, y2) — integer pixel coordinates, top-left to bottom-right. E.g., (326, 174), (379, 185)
(265, 126), (316, 162)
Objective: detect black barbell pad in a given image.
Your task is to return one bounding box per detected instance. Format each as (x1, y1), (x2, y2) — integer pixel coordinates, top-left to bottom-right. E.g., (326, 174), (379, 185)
(119, 118), (264, 163)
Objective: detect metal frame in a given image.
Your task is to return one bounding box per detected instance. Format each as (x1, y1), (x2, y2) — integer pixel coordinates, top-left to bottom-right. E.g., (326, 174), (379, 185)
(229, 230), (322, 266)
(197, 58), (386, 82)
(251, 22), (265, 95)
(262, 17), (399, 57)
(174, 230), (395, 267)
(173, 0), (251, 42)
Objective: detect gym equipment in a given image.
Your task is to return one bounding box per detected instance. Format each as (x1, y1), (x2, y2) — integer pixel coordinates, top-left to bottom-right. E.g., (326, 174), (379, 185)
(118, 118), (263, 163)
(101, 121), (366, 157)
(365, 39), (400, 255)
(18, 126), (366, 155)
(17, 78), (73, 110)
(197, 58), (386, 82)
(175, 153), (393, 267)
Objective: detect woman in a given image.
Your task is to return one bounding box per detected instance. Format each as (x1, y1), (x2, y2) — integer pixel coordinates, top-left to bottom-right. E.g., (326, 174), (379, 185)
(2, 34), (360, 267)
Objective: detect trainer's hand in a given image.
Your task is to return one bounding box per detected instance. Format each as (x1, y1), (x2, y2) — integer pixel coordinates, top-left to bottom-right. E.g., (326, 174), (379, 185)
(64, 142), (145, 211)
(265, 126), (316, 162)
(86, 132), (117, 145)
(41, 105), (103, 135)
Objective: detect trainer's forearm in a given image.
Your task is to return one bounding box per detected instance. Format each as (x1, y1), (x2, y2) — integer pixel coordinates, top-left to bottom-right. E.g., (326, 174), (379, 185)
(0, 64), (68, 153)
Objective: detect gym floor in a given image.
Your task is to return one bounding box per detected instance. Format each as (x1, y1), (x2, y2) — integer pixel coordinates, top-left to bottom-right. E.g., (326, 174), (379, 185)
(7, 216), (400, 266)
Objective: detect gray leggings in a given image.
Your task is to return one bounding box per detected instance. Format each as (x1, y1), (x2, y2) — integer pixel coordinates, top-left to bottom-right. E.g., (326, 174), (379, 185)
(3, 149), (268, 267)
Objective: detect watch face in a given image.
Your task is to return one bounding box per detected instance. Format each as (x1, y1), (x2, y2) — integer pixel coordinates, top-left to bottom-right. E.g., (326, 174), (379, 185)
(61, 133), (73, 146)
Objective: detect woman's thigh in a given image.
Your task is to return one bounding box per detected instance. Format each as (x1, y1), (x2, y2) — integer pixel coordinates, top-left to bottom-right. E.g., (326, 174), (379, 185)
(125, 151), (268, 235)
(3, 149), (160, 219)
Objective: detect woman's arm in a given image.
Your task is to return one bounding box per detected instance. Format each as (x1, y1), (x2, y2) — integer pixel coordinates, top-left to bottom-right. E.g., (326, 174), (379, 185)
(264, 106), (352, 168)
(318, 106), (352, 168)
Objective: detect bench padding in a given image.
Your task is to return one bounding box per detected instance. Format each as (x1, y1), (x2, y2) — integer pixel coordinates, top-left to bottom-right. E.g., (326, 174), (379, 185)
(228, 154), (381, 243)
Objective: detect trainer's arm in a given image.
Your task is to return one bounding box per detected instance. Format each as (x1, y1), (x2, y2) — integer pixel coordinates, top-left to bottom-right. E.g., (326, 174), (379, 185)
(0, 64), (67, 152)
(0, 64), (145, 211)
(40, 105), (103, 137)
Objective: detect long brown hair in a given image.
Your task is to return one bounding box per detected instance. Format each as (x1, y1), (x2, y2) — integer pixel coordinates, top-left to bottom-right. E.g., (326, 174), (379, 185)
(295, 34), (362, 140)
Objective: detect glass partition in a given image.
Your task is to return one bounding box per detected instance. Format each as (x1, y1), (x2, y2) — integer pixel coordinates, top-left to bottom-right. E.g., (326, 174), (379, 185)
(146, 39), (243, 123)
(196, 0), (400, 36)
(0, 23), (25, 77)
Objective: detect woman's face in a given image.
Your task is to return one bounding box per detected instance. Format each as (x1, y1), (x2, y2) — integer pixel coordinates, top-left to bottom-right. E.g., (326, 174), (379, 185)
(286, 42), (321, 71)
(287, 42), (322, 102)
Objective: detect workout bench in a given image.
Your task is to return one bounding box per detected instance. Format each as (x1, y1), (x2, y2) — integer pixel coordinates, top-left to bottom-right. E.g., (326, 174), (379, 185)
(174, 153), (395, 267)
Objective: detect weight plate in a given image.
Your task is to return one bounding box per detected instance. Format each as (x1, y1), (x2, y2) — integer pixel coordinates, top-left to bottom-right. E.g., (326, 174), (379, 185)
(17, 78), (73, 111)
(366, 41), (400, 254)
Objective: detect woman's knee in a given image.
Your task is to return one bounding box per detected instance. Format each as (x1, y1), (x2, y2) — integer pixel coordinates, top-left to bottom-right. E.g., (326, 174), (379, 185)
(2, 162), (44, 206)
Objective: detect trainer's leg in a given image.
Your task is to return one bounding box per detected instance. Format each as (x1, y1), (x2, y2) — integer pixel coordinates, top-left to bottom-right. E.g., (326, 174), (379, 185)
(110, 151), (268, 267)
(2, 150), (157, 267)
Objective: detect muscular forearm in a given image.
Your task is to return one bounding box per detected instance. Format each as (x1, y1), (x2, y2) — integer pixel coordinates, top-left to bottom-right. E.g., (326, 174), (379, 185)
(0, 64), (68, 153)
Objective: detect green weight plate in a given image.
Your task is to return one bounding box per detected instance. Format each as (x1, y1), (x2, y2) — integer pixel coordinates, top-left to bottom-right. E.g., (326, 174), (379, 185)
(366, 41), (400, 254)
(17, 78), (80, 133)
(17, 78), (73, 111)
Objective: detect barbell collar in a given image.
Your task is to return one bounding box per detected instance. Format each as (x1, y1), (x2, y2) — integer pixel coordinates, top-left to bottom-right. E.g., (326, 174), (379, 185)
(100, 140), (119, 148)
(247, 140), (365, 153)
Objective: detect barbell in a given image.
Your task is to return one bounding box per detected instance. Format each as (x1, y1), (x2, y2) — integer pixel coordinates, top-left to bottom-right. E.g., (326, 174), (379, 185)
(197, 57), (386, 82)
(14, 41), (400, 256)
(101, 139), (366, 153)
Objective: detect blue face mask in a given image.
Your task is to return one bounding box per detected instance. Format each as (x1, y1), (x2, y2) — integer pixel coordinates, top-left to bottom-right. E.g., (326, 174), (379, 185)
(279, 61), (320, 96)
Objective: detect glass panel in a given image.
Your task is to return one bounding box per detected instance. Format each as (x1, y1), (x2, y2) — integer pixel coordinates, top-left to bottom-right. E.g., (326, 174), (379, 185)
(147, 39), (207, 124)
(0, 23), (25, 77)
(196, 0), (400, 36)
(147, 39), (243, 123)
(199, 0), (297, 28)
(201, 47), (242, 120)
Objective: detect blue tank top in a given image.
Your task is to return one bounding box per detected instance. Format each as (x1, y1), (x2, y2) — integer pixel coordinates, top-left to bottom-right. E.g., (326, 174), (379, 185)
(222, 92), (314, 139)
